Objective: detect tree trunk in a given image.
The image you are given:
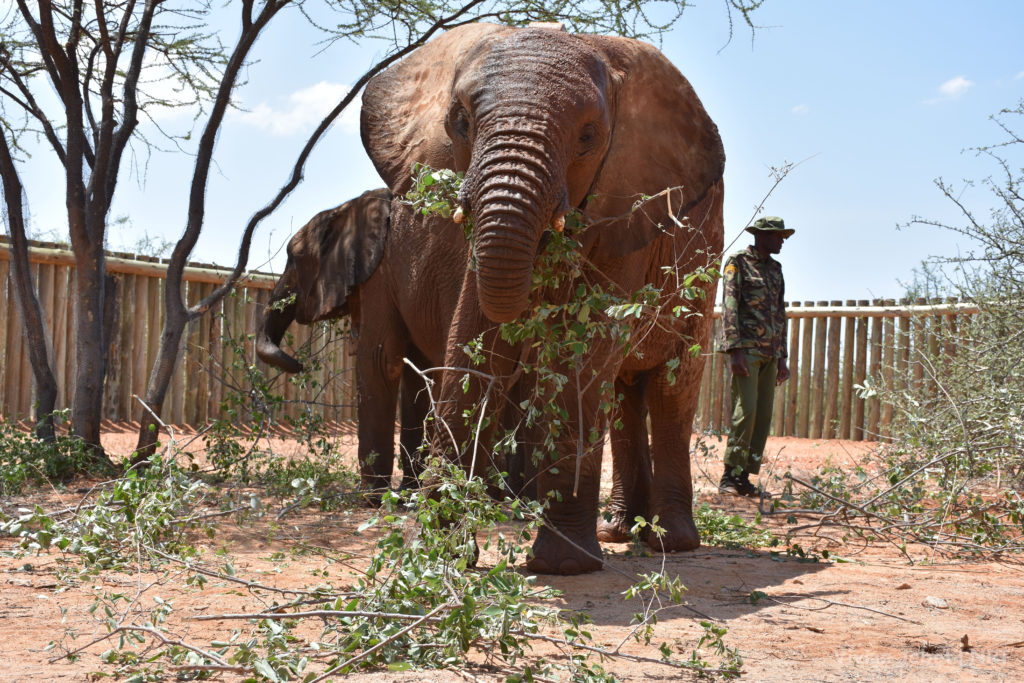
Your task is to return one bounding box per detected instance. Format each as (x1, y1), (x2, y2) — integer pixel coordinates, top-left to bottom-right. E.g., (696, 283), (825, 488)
(70, 243), (112, 464)
(132, 302), (189, 463)
(0, 135), (59, 442)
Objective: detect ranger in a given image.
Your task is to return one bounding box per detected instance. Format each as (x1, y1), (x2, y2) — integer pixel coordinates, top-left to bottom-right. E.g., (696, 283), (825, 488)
(717, 216), (794, 498)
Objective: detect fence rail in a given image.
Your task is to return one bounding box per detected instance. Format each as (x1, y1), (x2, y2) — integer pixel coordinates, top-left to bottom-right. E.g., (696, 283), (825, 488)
(2, 240), (977, 441)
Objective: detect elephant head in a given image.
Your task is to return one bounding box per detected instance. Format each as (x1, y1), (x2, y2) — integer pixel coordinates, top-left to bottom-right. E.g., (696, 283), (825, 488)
(361, 23), (724, 323)
(256, 188), (392, 373)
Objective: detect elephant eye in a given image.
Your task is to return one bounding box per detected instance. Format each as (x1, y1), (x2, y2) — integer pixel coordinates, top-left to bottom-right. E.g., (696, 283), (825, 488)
(447, 104), (471, 142)
(577, 123), (600, 157)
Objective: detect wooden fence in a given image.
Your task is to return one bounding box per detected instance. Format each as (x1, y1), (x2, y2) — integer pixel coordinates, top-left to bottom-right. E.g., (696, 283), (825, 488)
(1, 240), (978, 440)
(0, 239), (357, 428)
(695, 299), (978, 441)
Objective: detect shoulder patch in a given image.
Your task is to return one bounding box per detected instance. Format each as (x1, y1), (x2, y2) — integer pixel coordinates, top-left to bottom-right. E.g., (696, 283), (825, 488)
(724, 264), (737, 277)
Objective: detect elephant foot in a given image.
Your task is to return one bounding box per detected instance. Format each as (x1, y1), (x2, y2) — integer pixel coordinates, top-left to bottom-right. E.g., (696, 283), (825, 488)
(644, 509), (700, 553)
(526, 525), (603, 575)
(596, 511), (635, 544)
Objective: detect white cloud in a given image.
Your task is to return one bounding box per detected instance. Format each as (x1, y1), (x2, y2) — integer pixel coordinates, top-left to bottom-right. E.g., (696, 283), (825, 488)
(1016, 71), (1024, 80)
(791, 104), (809, 115)
(926, 76), (974, 104)
(939, 76), (973, 98)
(232, 81), (358, 136)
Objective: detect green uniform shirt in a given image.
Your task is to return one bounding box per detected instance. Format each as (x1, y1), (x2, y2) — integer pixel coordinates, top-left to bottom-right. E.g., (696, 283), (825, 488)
(718, 246), (788, 358)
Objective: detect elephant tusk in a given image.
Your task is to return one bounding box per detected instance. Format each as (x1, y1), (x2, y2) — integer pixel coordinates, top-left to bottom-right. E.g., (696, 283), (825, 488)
(453, 206), (465, 224)
(553, 215), (565, 233)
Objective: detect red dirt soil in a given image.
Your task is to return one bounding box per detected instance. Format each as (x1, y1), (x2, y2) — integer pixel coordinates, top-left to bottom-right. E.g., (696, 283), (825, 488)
(1, 424), (1021, 681)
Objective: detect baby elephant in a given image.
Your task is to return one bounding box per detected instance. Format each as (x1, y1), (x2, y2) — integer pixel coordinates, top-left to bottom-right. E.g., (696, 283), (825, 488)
(255, 188), (430, 494)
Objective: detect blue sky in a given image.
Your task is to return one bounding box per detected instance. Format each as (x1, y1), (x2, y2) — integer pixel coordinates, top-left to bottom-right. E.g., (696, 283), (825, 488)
(15, 1), (1024, 302)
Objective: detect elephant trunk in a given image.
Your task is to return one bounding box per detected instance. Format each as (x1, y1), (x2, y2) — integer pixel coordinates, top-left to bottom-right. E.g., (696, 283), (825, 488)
(255, 280), (304, 374)
(465, 123), (569, 323)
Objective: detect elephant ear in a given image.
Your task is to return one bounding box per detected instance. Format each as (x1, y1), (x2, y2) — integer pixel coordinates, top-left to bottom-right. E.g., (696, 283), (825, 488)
(361, 23), (509, 193)
(576, 35), (725, 263)
(291, 188), (392, 324)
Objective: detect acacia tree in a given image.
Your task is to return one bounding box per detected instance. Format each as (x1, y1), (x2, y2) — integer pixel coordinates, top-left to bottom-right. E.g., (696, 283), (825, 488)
(0, 0), (226, 459)
(0, 0), (764, 466)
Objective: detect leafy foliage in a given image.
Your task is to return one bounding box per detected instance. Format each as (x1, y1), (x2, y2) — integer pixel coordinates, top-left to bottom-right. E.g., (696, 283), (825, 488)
(776, 102), (1024, 558)
(1, 453), (211, 569)
(0, 414), (95, 493)
(695, 503), (775, 550)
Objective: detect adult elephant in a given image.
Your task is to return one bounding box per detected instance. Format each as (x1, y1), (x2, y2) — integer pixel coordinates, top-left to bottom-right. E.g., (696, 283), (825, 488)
(361, 23), (724, 574)
(255, 188), (447, 493)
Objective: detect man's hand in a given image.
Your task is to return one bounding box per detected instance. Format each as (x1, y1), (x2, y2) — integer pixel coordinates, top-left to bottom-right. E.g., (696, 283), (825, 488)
(776, 358), (790, 384)
(730, 349), (749, 376)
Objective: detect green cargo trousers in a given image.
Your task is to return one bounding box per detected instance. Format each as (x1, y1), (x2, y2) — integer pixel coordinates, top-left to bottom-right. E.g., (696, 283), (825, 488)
(723, 350), (779, 475)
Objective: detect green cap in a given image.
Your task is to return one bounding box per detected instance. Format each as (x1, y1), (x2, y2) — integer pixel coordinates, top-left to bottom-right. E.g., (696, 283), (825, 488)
(745, 216), (794, 237)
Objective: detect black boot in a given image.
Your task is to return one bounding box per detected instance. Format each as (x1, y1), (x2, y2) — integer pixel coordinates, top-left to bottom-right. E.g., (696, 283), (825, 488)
(719, 469), (762, 498)
(734, 472), (763, 498)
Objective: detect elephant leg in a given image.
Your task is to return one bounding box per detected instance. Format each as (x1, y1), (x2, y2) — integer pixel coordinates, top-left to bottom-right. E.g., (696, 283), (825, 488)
(356, 318), (406, 499)
(644, 364), (701, 552)
(524, 362), (615, 576)
(526, 439), (605, 575)
(397, 347), (430, 490)
(501, 377), (540, 500)
(434, 272), (519, 466)
(597, 374), (653, 543)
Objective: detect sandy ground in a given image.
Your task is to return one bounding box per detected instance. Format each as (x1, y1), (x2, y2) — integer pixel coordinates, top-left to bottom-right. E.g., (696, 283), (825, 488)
(1, 423), (1022, 681)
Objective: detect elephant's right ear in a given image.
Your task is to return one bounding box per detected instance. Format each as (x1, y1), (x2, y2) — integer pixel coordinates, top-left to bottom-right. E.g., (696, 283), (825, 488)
(293, 188), (393, 323)
(361, 23), (506, 193)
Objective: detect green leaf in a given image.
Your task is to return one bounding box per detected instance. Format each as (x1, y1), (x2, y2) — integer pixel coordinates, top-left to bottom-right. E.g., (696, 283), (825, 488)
(254, 659), (281, 681)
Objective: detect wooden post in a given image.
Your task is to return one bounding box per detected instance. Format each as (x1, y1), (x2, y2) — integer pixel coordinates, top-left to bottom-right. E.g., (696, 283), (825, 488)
(146, 271), (162, 420)
(33, 263), (56, 419)
(784, 302), (801, 437)
(911, 297), (927, 392)
(852, 300), (870, 440)
(943, 296), (958, 360)
(117, 274), (136, 421)
(698, 323), (714, 430)
(772, 324), (786, 438)
(797, 301), (814, 438)
(184, 282), (203, 426)
(102, 275), (123, 421)
(63, 273), (78, 413)
(219, 289), (238, 412)
(896, 299), (911, 398)
(52, 265), (71, 413)
(880, 299), (896, 438)
(866, 299), (884, 438)
(196, 282), (215, 424)
(131, 273), (150, 411)
(206, 292), (223, 422)
(0, 260), (9, 416)
(823, 301), (843, 439)
(38, 263), (57, 369)
(710, 331), (726, 432)
(15, 265), (35, 416)
(810, 300), (828, 438)
(6, 268), (26, 419)
(245, 287), (265, 422)
(169, 280), (187, 427)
